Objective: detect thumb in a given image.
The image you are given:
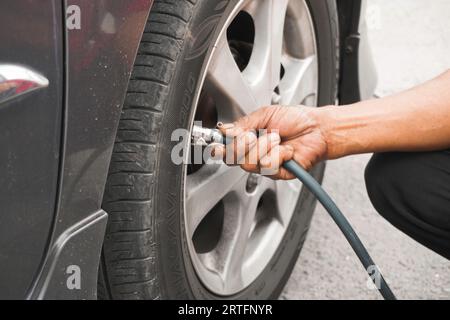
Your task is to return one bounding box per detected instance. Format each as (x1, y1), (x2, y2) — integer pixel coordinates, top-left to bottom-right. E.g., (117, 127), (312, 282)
(293, 154), (314, 171)
(218, 106), (278, 137)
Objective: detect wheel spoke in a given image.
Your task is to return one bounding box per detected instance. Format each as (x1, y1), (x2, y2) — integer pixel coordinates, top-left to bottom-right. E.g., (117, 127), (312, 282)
(243, 0), (289, 105)
(185, 0), (319, 296)
(185, 164), (247, 238)
(206, 35), (259, 117)
(221, 195), (257, 292)
(276, 180), (302, 226)
(279, 54), (318, 105)
(220, 177), (275, 292)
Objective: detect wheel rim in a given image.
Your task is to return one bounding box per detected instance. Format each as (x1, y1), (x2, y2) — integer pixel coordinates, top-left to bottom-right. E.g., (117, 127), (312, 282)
(184, 0), (318, 296)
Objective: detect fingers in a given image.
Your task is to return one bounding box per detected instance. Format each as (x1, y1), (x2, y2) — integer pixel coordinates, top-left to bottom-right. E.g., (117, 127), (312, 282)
(260, 145), (296, 180)
(228, 131), (258, 165)
(213, 134), (309, 180)
(212, 105), (315, 180)
(213, 132), (281, 168)
(215, 132), (299, 180)
(213, 130), (258, 166)
(241, 132), (281, 173)
(217, 106), (279, 136)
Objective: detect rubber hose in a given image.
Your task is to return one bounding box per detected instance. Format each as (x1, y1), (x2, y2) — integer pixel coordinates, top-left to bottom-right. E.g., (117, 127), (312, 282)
(283, 160), (396, 300)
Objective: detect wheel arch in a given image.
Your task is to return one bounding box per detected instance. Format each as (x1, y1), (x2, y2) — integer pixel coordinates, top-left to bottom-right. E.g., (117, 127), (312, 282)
(337, 0), (377, 104)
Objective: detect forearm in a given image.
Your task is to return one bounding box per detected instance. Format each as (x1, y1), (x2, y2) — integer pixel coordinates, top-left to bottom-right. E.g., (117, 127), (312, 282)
(318, 70), (450, 159)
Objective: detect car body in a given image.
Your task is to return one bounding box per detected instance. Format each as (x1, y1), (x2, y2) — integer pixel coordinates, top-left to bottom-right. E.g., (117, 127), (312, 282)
(0, 0), (376, 300)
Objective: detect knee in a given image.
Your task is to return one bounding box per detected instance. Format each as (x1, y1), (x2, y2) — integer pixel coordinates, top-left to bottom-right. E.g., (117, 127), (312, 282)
(364, 153), (388, 195)
(364, 153), (399, 216)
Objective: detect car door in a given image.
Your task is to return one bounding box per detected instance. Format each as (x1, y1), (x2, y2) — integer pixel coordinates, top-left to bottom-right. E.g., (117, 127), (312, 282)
(0, 0), (64, 299)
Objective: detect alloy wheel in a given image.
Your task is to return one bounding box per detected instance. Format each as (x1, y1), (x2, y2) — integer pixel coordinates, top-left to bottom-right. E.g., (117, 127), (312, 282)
(184, 0), (318, 296)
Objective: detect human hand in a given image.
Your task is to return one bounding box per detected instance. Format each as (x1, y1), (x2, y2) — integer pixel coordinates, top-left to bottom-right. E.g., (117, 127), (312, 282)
(214, 105), (329, 180)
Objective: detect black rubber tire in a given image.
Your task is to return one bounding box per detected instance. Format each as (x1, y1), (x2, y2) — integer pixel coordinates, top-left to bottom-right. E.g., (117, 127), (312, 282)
(98, 0), (339, 300)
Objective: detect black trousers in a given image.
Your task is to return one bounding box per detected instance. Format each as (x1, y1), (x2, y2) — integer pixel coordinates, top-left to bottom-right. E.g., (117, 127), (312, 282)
(365, 151), (450, 260)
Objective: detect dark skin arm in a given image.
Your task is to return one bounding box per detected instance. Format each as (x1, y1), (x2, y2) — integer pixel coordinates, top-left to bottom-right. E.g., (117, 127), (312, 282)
(215, 69), (450, 180)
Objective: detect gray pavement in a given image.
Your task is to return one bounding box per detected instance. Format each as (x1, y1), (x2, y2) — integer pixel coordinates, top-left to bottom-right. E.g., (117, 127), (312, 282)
(281, 0), (450, 300)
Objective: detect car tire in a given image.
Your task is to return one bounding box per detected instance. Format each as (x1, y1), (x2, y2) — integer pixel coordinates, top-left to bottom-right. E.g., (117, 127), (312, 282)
(98, 0), (339, 300)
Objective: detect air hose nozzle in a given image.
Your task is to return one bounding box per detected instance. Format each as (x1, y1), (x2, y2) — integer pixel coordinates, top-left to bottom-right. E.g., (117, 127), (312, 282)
(192, 125), (229, 146)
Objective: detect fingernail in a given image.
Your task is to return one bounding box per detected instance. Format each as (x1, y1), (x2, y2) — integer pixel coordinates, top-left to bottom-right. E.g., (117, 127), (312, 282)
(220, 123), (235, 130)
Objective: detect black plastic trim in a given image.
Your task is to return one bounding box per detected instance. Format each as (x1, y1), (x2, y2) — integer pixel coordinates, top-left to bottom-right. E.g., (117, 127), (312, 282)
(337, 0), (363, 104)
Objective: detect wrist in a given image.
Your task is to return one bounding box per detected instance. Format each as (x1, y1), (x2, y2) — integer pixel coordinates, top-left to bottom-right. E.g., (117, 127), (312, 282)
(313, 105), (349, 160)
